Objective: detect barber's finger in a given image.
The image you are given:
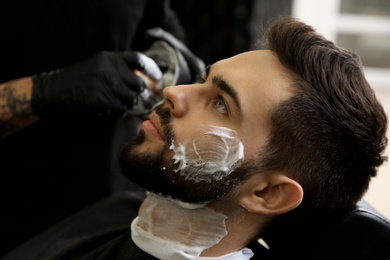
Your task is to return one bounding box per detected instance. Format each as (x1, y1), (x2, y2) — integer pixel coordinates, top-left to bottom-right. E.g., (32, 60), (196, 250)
(113, 57), (146, 91)
(134, 69), (162, 95)
(112, 78), (142, 107)
(123, 52), (162, 81)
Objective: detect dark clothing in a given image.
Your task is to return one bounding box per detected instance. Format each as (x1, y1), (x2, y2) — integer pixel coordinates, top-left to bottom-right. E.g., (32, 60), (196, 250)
(0, 0), (184, 83)
(0, 192), (158, 260)
(0, 0), (184, 255)
(0, 116), (144, 255)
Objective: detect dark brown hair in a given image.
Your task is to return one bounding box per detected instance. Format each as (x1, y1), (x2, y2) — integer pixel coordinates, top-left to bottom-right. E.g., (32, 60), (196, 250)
(258, 17), (388, 210)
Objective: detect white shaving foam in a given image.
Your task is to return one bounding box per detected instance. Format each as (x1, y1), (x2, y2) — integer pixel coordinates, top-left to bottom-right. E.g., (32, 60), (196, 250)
(134, 193), (228, 257)
(169, 126), (244, 182)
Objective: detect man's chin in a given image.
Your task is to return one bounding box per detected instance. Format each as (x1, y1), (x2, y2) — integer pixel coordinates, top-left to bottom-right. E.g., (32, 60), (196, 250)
(130, 129), (146, 146)
(127, 129), (163, 154)
(118, 134), (254, 205)
(118, 134), (172, 186)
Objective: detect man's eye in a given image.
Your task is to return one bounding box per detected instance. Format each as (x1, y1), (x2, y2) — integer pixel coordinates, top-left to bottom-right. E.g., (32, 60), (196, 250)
(215, 97), (228, 114)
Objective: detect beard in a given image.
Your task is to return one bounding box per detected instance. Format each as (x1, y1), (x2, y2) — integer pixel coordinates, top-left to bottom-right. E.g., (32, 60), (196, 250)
(118, 104), (255, 204)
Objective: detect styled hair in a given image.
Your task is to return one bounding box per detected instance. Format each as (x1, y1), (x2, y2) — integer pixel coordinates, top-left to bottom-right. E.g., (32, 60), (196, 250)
(258, 17), (388, 210)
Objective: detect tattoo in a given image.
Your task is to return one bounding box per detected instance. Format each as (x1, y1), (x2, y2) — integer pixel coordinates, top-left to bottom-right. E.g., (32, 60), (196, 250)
(0, 82), (35, 139)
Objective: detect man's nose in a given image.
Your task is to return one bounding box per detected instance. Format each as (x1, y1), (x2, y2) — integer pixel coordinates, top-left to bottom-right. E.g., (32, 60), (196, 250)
(162, 84), (193, 118)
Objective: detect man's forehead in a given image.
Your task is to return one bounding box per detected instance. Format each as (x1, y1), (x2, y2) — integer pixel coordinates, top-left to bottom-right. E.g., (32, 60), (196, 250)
(208, 50), (283, 75)
(209, 50), (291, 90)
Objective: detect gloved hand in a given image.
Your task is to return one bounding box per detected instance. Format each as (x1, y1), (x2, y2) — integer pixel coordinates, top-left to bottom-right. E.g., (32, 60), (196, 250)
(125, 29), (206, 116)
(31, 51), (162, 118)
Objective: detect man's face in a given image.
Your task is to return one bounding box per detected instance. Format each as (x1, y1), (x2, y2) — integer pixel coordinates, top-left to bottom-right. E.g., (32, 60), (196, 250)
(119, 50), (293, 204)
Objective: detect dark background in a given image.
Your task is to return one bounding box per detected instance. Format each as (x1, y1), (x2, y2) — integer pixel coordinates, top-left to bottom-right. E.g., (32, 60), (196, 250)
(170, 0), (293, 65)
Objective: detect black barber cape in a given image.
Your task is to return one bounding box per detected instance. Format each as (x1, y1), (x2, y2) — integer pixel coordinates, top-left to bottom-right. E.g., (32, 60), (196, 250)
(0, 192), (157, 260)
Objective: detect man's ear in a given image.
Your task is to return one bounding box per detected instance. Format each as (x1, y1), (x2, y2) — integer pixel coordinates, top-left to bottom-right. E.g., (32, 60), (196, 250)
(238, 173), (303, 216)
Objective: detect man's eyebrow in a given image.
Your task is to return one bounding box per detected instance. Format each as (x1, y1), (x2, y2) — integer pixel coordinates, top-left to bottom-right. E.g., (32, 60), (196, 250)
(206, 65), (242, 118)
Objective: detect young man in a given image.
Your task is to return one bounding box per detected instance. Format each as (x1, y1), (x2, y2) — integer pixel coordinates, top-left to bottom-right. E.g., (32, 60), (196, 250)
(1, 17), (387, 259)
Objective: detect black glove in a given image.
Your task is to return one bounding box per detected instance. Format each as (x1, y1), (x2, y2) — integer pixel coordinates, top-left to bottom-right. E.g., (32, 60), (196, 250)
(32, 51), (162, 118)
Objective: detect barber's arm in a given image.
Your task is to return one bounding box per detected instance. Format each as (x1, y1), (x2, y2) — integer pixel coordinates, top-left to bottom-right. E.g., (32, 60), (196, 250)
(0, 77), (38, 139)
(0, 51), (162, 139)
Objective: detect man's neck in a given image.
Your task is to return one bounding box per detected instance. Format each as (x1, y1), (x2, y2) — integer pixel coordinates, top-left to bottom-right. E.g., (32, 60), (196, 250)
(135, 193), (252, 257)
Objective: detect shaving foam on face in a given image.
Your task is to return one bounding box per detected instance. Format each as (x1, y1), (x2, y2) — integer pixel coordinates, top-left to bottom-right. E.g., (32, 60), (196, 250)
(134, 193), (228, 257)
(169, 126), (244, 182)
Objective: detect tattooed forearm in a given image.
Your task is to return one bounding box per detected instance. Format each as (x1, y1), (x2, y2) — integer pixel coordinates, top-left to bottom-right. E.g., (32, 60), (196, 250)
(0, 78), (38, 139)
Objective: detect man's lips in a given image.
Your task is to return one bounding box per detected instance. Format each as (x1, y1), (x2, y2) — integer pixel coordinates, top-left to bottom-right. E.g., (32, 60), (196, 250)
(141, 111), (164, 140)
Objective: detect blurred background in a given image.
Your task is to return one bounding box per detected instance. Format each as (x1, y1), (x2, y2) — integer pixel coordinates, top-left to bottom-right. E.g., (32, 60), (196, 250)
(171, 0), (390, 218)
